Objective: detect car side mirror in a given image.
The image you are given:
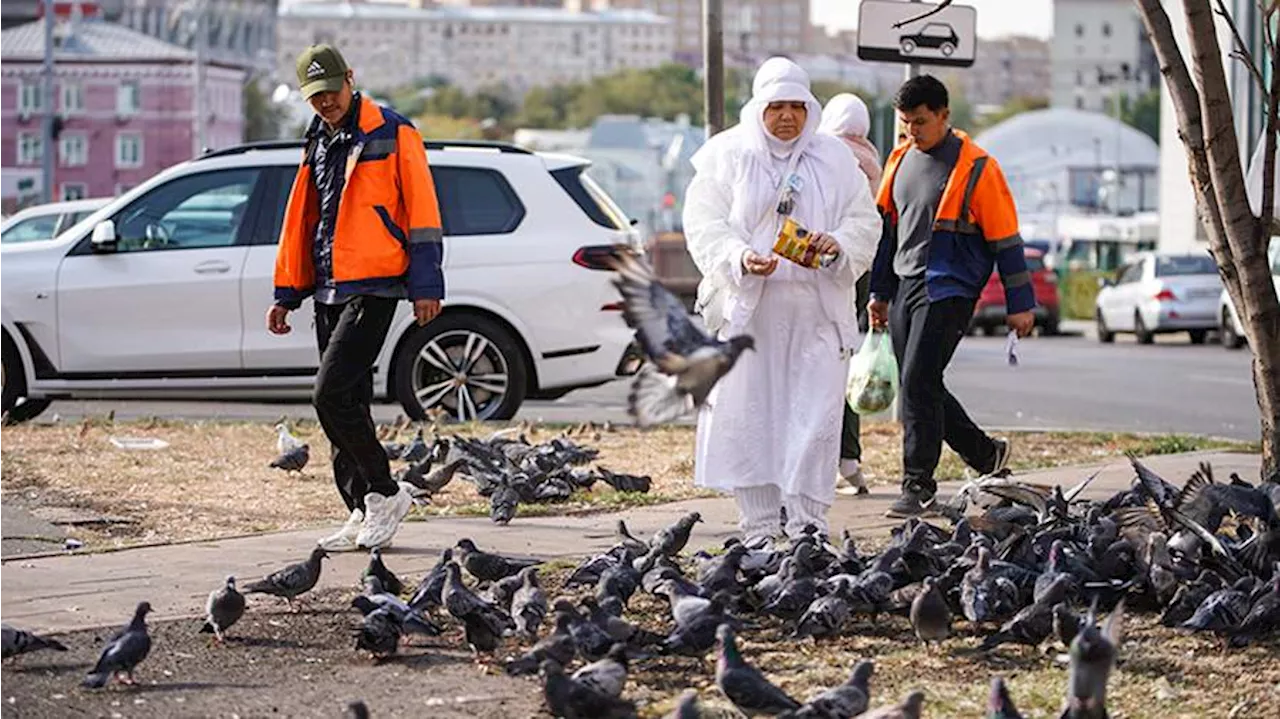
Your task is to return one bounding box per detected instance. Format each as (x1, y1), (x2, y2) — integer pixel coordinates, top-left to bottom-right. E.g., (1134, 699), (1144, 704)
(90, 220), (117, 252)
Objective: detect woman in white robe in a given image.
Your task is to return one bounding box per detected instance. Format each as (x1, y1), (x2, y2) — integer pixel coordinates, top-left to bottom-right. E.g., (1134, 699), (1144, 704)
(683, 58), (881, 541)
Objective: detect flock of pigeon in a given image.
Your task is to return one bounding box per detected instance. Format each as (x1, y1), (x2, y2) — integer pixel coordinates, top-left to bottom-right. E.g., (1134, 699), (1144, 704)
(5, 454), (1276, 716)
(269, 419), (652, 524)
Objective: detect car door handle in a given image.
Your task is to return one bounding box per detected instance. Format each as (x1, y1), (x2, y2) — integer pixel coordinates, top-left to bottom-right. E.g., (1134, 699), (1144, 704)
(193, 260), (232, 274)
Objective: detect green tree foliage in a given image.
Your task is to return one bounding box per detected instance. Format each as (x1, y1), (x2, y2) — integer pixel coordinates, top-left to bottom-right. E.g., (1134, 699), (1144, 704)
(1105, 89), (1161, 143)
(242, 79), (288, 142)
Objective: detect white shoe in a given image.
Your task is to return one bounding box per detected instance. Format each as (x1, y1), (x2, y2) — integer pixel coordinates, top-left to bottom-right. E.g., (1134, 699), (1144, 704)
(357, 484), (413, 549)
(318, 508), (364, 552)
(836, 460), (869, 497)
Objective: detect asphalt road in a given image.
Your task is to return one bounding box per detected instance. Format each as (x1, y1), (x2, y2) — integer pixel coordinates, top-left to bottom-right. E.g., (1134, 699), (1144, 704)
(32, 325), (1261, 441)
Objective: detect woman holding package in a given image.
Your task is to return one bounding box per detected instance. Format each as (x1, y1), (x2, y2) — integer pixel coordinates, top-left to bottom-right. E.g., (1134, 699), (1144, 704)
(684, 58), (881, 543)
(820, 93), (884, 497)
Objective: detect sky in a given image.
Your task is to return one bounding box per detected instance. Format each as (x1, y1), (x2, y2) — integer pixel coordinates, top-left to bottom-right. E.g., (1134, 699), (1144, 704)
(811, 0), (1055, 40)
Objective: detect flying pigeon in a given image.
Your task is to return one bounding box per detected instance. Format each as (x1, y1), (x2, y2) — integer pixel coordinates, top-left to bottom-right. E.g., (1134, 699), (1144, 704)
(199, 575), (246, 642)
(243, 546), (328, 611)
(1, 625), (68, 661)
(83, 602), (152, 688)
(606, 250), (754, 426)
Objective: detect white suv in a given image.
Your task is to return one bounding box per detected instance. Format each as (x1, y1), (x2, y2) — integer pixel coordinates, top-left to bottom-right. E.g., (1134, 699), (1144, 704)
(1, 140), (643, 423)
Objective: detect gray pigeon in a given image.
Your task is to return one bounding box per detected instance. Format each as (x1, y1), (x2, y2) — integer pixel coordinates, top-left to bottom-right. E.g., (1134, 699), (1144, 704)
(554, 598), (615, 661)
(1062, 601), (1124, 719)
(455, 538), (542, 582)
(399, 457), (465, 500)
(1053, 602), (1083, 648)
(652, 511), (704, 557)
(1228, 575), (1280, 646)
(408, 547), (452, 612)
(540, 659), (638, 719)
(83, 602), (152, 688)
(504, 611), (577, 676)
(572, 642), (630, 698)
(796, 659), (874, 718)
(353, 606), (402, 660)
(1161, 570), (1223, 627)
(353, 587), (443, 637)
(855, 690), (925, 719)
(489, 480), (520, 524)
(794, 589), (851, 640)
(909, 576), (951, 645)
(981, 575), (1073, 651)
(399, 428), (430, 464)
(1, 624), (68, 660)
(442, 563), (514, 643)
(511, 566), (548, 639)
(662, 691), (742, 719)
(363, 548), (404, 597)
(714, 624), (801, 716)
(269, 443), (310, 473)
(199, 575), (246, 642)
(607, 251), (754, 426)
(243, 546), (328, 611)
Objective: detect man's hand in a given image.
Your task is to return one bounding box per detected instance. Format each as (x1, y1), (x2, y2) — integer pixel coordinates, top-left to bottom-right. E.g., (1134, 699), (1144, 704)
(742, 250), (779, 277)
(414, 298), (442, 326)
(867, 299), (890, 330)
(266, 304), (291, 335)
(1007, 310), (1035, 338)
(809, 232), (839, 258)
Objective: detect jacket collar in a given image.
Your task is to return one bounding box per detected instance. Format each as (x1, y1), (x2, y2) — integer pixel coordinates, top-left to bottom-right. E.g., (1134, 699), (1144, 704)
(305, 92), (384, 141)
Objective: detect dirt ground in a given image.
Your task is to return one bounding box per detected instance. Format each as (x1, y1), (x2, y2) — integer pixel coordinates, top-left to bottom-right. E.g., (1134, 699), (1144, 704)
(0, 418), (1243, 552)
(2, 563), (1278, 719)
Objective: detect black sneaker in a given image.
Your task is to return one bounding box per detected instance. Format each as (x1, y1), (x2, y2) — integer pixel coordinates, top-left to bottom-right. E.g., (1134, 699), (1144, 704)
(885, 484), (936, 519)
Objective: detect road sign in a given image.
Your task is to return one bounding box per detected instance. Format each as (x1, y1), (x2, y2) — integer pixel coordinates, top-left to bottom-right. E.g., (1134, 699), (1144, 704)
(857, 1), (978, 68)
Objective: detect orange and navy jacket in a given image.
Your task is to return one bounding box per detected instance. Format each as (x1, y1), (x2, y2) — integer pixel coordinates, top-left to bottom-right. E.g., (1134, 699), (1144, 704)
(869, 130), (1035, 315)
(273, 94), (444, 309)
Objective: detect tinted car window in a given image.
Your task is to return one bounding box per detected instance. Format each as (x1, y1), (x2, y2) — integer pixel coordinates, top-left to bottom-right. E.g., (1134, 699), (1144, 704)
(2, 214), (60, 244)
(1155, 255), (1217, 277)
(113, 168), (261, 252)
(431, 166), (524, 236)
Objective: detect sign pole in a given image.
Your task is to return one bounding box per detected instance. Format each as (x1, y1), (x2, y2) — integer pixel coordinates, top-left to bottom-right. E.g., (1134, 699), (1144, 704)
(703, 0), (725, 138)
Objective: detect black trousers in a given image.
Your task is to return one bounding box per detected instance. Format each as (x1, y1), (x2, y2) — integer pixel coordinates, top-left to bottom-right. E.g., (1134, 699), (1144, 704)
(314, 296), (400, 513)
(839, 272), (872, 461)
(888, 276), (997, 495)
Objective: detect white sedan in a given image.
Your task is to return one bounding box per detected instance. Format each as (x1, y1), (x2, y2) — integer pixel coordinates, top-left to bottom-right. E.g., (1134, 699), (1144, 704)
(1095, 252), (1222, 344)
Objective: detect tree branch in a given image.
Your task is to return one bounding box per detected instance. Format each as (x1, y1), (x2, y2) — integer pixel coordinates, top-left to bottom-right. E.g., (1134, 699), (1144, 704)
(1214, 0), (1269, 102)
(1133, 0), (1229, 259)
(1261, 13), (1278, 240)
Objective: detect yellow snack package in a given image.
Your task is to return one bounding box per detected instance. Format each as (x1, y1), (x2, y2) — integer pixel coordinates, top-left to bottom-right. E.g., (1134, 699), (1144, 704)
(773, 216), (822, 268)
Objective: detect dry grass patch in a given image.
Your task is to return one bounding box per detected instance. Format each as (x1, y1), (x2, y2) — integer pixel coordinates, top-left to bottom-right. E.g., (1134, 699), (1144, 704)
(0, 418), (1247, 551)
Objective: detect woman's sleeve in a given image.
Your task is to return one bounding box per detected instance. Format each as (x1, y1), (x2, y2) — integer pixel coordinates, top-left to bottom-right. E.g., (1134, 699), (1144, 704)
(683, 167), (752, 285)
(828, 164), (881, 282)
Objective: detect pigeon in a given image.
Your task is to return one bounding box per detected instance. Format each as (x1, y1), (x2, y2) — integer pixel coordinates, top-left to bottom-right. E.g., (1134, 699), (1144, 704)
(714, 624), (801, 716)
(442, 563), (514, 640)
(275, 422), (305, 454)
(1228, 575), (1280, 646)
(796, 659), (874, 718)
(987, 677), (1023, 719)
(408, 548), (452, 612)
(353, 589), (442, 637)
(1062, 600), (1124, 719)
(554, 598), (615, 661)
(364, 548), (404, 597)
(1053, 602), (1083, 648)
(572, 642), (630, 698)
(794, 589), (851, 640)
(83, 602), (152, 688)
(400, 428), (430, 463)
(270, 443), (310, 473)
(346, 700), (370, 719)
(662, 691), (742, 719)
(489, 480), (521, 524)
(855, 690), (925, 719)
(1179, 583), (1251, 635)
(199, 575), (246, 642)
(606, 250), (755, 426)
(243, 546), (328, 611)
(980, 575), (1072, 651)
(581, 597), (664, 647)
(652, 511), (703, 557)
(961, 547), (1020, 624)
(504, 611), (578, 676)
(1161, 570), (1223, 627)
(616, 520), (650, 557)
(596, 466), (653, 494)
(540, 659), (638, 719)
(398, 457), (465, 500)
(511, 566), (548, 639)
(354, 606), (403, 660)
(909, 576), (951, 644)
(455, 538), (542, 582)
(1, 625), (68, 660)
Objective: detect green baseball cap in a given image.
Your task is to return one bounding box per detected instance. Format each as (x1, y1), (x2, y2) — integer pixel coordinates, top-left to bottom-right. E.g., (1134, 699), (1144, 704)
(295, 44), (349, 99)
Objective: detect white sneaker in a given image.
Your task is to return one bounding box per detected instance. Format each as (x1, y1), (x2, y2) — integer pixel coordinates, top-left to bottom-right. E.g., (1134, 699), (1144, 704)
(318, 508), (364, 552)
(836, 460), (868, 497)
(356, 484), (413, 549)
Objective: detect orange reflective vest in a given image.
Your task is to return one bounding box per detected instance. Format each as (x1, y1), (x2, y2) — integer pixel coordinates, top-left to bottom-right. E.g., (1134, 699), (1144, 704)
(869, 130), (1034, 314)
(274, 95), (444, 308)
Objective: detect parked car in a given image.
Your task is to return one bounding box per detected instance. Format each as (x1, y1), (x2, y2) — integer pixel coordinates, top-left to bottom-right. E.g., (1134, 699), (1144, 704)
(1, 140), (643, 424)
(1, 197), (110, 245)
(968, 247), (1060, 335)
(1219, 237), (1280, 350)
(1095, 252), (1222, 344)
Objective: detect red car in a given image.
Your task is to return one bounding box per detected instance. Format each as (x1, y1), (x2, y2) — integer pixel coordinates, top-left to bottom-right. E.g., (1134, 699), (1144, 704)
(968, 247), (1061, 335)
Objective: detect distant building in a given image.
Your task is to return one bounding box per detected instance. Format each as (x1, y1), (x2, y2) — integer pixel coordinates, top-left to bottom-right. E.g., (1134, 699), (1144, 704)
(964, 36), (1051, 108)
(1051, 0), (1159, 112)
(573, 0), (813, 66)
(277, 2), (674, 95)
(1, 18), (245, 210)
(1156, 0), (1273, 253)
(1, 0), (278, 75)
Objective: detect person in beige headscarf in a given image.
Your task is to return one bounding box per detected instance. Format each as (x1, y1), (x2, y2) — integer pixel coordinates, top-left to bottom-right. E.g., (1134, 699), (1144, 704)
(820, 93), (884, 496)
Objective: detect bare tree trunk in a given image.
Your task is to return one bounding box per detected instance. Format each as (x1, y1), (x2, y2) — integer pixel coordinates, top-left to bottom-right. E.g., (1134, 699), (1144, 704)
(1136, 0), (1280, 482)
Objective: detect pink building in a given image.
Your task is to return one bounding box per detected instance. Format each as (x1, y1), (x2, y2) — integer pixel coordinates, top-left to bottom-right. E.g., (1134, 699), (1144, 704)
(1, 18), (245, 212)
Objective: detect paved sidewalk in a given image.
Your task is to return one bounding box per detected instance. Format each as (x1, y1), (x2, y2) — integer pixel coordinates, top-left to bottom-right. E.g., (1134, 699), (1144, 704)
(0, 450), (1260, 634)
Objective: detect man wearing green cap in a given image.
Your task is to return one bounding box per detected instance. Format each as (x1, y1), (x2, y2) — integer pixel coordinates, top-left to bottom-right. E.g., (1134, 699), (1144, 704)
(269, 44), (446, 552)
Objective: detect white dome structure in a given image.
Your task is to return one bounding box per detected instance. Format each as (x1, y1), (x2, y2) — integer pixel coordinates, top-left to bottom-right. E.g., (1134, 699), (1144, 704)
(974, 108), (1160, 220)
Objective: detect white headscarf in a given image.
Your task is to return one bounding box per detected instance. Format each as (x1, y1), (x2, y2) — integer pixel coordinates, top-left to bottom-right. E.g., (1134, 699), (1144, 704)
(819, 93), (871, 139)
(738, 57), (823, 161)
